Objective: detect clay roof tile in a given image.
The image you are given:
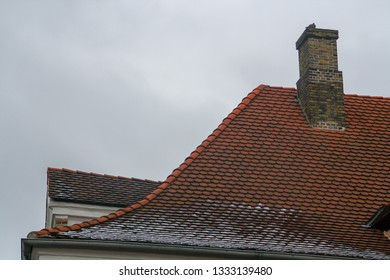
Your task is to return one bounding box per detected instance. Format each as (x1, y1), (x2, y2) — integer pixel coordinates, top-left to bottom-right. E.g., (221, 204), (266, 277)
(33, 85), (390, 259)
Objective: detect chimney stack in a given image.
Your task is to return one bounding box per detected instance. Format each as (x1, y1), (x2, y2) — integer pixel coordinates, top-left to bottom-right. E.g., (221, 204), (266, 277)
(296, 24), (345, 130)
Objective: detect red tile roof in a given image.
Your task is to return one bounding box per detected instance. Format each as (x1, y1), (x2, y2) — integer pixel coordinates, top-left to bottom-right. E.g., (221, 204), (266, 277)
(47, 168), (161, 207)
(32, 85), (390, 259)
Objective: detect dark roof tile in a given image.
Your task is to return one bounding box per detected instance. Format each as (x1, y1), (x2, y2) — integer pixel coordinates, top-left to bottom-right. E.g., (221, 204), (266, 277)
(48, 168), (161, 207)
(34, 85), (390, 259)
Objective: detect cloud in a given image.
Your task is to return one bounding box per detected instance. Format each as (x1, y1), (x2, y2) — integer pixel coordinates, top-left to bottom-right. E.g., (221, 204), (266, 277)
(1, 0), (390, 259)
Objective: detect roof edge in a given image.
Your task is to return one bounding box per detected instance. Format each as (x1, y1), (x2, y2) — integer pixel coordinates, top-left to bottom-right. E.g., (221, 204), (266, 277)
(22, 237), (358, 260)
(149, 84), (269, 198)
(32, 84), (269, 237)
(47, 167), (162, 184)
(344, 93), (390, 99)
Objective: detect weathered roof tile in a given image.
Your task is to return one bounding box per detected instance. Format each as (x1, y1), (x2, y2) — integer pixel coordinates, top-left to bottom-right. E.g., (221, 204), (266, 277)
(48, 168), (161, 207)
(34, 85), (390, 259)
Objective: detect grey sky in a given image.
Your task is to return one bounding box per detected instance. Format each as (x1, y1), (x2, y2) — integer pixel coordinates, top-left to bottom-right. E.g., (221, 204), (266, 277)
(1, 0), (389, 259)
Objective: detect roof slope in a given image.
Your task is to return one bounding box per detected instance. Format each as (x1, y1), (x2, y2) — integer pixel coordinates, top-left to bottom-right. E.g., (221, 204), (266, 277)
(35, 85), (390, 259)
(48, 168), (161, 207)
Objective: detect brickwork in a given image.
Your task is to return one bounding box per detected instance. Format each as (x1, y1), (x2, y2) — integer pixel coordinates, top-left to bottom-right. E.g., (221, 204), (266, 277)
(296, 25), (345, 130)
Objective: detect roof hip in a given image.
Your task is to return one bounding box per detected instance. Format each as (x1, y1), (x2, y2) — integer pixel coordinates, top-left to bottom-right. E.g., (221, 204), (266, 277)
(33, 84), (269, 236)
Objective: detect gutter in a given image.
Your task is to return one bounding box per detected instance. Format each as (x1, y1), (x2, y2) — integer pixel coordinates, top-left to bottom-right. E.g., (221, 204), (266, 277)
(21, 238), (357, 260)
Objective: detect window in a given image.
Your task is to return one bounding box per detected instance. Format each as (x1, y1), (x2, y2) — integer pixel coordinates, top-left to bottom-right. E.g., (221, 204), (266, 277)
(52, 215), (68, 228)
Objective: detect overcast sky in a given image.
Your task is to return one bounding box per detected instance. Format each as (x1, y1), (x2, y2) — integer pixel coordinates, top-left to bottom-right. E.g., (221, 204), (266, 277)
(1, 0), (389, 259)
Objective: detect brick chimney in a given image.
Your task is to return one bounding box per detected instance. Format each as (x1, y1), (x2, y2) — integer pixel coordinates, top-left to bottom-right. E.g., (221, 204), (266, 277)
(296, 24), (345, 130)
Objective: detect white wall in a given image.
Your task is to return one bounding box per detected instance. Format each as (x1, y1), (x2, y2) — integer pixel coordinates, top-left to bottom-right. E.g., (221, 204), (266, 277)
(46, 198), (120, 228)
(31, 247), (218, 260)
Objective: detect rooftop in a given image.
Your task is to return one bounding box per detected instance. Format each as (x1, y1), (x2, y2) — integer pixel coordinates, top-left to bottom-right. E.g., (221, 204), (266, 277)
(33, 85), (390, 259)
(48, 167), (161, 207)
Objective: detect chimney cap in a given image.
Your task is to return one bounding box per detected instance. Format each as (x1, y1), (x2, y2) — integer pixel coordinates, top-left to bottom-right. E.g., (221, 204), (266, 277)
(296, 24), (339, 50)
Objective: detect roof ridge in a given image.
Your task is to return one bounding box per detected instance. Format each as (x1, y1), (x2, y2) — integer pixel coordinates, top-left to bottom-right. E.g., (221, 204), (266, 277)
(345, 93), (390, 99)
(266, 85), (296, 90)
(33, 84), (268, 237)
(144, 84), (269, 200)
(47, 167), (161, 183)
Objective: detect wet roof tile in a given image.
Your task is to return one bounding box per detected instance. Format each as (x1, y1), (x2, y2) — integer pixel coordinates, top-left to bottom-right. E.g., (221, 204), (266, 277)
(48, 168), (161, 207)
(34, 85), (390, 259)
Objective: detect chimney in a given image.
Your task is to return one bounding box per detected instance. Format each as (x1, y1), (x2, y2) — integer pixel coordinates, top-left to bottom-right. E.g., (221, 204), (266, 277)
(296, 24), (345, 130)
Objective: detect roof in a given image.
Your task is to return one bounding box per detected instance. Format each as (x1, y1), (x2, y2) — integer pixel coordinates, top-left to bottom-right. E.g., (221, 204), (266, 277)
(47, 168), (161, 207)
(33, 85), (390, 259)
